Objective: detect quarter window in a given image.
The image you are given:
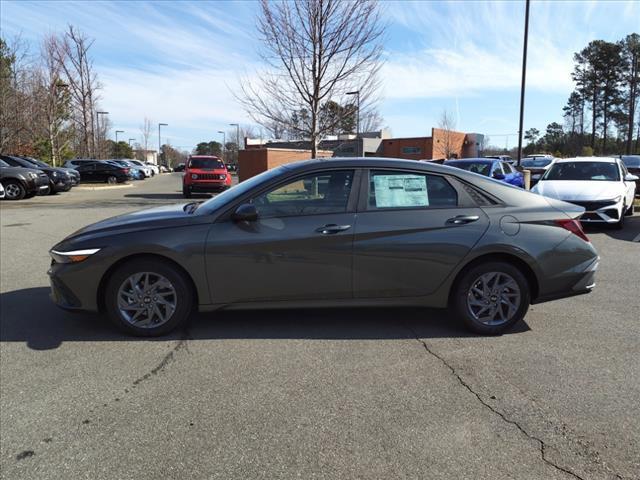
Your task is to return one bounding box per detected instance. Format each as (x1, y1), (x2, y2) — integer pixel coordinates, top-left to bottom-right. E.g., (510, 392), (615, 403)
(251, 170), (354, 217)
(368, 170), (458, 209)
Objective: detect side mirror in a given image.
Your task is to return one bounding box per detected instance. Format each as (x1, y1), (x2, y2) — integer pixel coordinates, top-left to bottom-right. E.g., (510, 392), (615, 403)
(231, 203), (258, 222)
(625, 174), (639, 182)
(492, 172), (505, 180)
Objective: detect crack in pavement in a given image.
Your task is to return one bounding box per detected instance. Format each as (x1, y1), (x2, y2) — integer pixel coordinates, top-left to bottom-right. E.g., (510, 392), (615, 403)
(404, 325), (591, 480)
(131, 329), (191, 387)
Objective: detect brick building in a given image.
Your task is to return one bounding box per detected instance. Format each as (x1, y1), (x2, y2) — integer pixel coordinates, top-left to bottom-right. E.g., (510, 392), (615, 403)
(381, 129), (484, 161)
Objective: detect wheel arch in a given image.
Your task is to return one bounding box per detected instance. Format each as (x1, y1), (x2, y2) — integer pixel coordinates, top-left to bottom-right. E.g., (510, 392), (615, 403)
(97, 253), (199, 311)
(448, 252), (540, 305)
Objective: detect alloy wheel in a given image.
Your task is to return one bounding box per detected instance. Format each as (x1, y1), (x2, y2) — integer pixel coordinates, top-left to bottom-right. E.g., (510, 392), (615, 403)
(117, 272), (177, 328)
(466, 272), (521, 326)
(5, 183), (21, 198)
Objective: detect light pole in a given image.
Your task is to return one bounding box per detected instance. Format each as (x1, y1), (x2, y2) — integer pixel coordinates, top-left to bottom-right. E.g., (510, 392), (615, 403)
(128, 138), (135, 147)
(346, 91), (360, 157)
(229, 123), (240, 164)
(114, 130), (124, 158)
(516, 0), (530, 169)
(217, 130), (226, 160)
(95, 111), (109, 159)
(158, 123), (168, 166)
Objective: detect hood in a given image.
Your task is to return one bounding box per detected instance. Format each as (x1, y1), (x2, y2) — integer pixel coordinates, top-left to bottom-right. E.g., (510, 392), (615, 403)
(0, 166), (46, 176)
(532, 180), (623, 201)
(67, 203), (205, 240)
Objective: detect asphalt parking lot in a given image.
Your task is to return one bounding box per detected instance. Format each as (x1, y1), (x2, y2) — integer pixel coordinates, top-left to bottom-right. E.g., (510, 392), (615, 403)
(1, 173), (639, 480)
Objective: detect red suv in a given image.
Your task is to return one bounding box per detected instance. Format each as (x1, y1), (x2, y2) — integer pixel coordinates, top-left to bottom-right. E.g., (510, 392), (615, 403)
(182, 155), (232, 198)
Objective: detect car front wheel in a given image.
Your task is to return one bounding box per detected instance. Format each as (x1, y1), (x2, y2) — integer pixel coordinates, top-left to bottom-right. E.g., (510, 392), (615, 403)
(2, 180), (26, 200)
(613, 205), (626, 230)
(452, 261), (530, 335)
(105, 259), (194, 336)
(182, 185), (191, 198)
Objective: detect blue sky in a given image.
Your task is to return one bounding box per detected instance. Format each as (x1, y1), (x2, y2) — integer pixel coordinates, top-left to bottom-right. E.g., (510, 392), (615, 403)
(2, 0), (638, 151)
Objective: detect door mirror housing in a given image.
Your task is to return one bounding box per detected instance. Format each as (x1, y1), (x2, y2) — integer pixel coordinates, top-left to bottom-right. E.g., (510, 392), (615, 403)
(625, 173), (639, 182)
(492, 172), (505, 180)
(232, 203), (258, 222)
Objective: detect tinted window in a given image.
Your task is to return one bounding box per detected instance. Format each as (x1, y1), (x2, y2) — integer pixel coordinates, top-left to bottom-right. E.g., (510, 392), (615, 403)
(251, 170), (354, 217)
(189, 158), (225, 169)
(543, 162), (620, 181)
(502, 162), (514, 173)
(446, 161), (492, 176)
(621, 156), (640, 168)
(401, 146), (421, 154)
(0, 159), (9, 167)
(521, 158), (552, 168)
(368, 171), (457, 209)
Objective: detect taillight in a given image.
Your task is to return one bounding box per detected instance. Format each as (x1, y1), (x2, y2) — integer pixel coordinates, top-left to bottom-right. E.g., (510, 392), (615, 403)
(555, 219), (590, 243)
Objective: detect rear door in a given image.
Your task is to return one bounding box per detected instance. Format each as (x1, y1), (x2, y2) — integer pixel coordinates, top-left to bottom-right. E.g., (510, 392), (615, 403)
(353, 169), (489, 299)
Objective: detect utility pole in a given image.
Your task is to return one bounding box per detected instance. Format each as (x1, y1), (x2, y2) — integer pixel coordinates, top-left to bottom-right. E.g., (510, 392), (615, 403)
(516, 0), (530, 168)
(115, 130), (124, 158)
(218, 130), (226, 160)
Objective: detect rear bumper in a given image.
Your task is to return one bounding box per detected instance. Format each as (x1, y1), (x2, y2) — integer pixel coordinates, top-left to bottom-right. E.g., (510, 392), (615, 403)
(532, 256), (598, 304)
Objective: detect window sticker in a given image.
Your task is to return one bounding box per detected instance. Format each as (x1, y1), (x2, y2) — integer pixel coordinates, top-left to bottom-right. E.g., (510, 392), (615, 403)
(373, 174), (429, 207)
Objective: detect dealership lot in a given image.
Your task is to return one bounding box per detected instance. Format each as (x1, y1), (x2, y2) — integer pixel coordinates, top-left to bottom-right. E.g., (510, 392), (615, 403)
(1, 173), (639, 479)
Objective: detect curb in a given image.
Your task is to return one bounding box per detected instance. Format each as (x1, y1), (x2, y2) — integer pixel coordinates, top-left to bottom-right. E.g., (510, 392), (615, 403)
(74, 183), (135, 191)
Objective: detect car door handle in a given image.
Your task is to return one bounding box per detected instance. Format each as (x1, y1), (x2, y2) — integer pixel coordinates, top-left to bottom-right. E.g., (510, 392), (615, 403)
(446, 215), (480, 225)
(316, 224), (352, 234)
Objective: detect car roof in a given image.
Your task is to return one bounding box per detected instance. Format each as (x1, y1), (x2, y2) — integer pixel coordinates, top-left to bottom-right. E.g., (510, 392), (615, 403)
(554, 156), (618, 164)
(445, 158), (494, 164)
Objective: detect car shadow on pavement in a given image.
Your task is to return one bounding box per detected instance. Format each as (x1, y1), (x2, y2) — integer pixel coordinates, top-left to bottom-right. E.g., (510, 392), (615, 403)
(583, 214), (640, 242)
(0, 287), (530, 351)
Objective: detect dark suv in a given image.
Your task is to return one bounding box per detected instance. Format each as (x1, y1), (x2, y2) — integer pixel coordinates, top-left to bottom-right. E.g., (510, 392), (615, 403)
(0, 155), (72, 194)
(75, 161), (130, 183)
(0, 159), (50, 199)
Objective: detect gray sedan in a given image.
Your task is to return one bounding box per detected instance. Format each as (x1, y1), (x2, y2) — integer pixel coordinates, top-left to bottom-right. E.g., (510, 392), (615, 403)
(48, 158), (598, 336)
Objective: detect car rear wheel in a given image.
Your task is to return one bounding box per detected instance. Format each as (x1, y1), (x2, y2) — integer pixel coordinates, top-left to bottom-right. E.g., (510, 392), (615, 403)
(3, 180), (26, 200)
(105, 259), (193, 336)
(452, 261), (530, 335)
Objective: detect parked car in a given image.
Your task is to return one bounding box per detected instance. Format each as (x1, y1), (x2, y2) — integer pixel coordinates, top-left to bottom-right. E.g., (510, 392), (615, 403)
(48, 158), (599, 337)
(108, 160), (146, 180)
(484, 155), (514, 164)
(18, 156), (80, 186)
(173, 163), (185, 172)
(0, 182), (4, 199)
(521, 156), (555, 186)
(63, 159), (98, 170)
(75, 161), (130, 184)
(226, 163), (238, 172)
(0, 155), (72, 194)
(620, 155), (640, 196)
(182, 155), (231, 197)
(126, 159), (152, 178)
(444, 158), (524, 188)
(145, 162), (160, 176)
(159, 165), (171, 173)
(0, 159), (50, 199)
(531, 157), (637, 229)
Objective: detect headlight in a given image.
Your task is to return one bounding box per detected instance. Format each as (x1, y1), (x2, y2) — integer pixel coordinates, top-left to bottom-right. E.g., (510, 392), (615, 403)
(612, 195), (622, 203)
(29, 172), (38, 179)
(51, 171), (58, 177)
(50, 248), (101, 264)
(191, 173), (198, 180)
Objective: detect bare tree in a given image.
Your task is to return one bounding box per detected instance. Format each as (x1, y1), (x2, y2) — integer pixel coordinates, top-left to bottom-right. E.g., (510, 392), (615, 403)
(52, 26), (101, 158)
(438, 109), (457, 159)
(237, 0), (384, 157)
(139, 116), (153, 153)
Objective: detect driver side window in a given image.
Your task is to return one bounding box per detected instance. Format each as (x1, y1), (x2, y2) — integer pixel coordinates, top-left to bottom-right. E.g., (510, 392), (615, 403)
(251, 170), (354, 218)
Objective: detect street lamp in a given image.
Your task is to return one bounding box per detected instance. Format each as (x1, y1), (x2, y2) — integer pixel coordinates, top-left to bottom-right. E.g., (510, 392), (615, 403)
(128, 138), (135, 147)
(217, 130), (226, 159)
(158, 123), (168, 166)
(115, 130), (124, 143)
(96, 111), (109, 159)
(229, 123), (240, 164)
(346, 91), (360, 157)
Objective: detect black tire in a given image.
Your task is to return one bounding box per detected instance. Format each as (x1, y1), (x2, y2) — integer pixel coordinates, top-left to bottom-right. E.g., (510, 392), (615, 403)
(183, 185), (191, 198)
(2, 180), (26, 200)
(624, 203), (634, 216)
(107, 175), (117, 184)
(451, 261), (530, 335)
(104, 258), (194, 336)
(48, 181), (58, 195)
(613, 206), (625, 230)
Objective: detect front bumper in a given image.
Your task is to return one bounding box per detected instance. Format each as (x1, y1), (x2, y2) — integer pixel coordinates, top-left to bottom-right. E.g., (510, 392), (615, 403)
(52, 178), (73, 192)
(186, 181), (230, 192)
(48, 259), (102, 311)
(575, 201), (623, 224)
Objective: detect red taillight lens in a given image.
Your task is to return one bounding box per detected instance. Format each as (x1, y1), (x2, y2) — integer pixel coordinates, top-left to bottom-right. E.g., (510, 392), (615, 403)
(555, 219), (590, 243)
(122, 168), (129, 173)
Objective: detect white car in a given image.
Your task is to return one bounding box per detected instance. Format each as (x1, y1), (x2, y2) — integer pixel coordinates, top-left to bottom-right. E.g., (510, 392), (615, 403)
(127, 159), (153, 178)
(0, 182), (5, 199)
(145, 162), (160, 176)
(532, 157), (637, 229)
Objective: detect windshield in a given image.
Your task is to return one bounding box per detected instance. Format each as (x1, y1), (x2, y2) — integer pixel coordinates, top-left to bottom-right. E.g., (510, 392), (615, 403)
(0, 159), (9, 167)
(521, 158), (552, 168)
(189, 157), (225, 170)
(197, 166), (288, 215)
(446, 161), (491, 176)
(543, 161), (620, 181)
(621, 156), (640, 168)
(130, 160), (143, 166)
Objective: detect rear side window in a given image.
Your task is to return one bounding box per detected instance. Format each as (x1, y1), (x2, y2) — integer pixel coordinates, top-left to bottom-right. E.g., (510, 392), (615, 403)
(368, 170), (457, 209)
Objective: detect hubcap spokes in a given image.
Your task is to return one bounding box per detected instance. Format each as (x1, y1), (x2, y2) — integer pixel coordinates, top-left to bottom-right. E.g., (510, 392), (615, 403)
(117, 272), (177, 328)
(467, 272), (521, 326)
(6, 184), (20, 197)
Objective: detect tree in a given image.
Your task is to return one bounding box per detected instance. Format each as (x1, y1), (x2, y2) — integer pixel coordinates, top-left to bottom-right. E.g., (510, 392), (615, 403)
(621, 34), (640, 154)
(524, 128), (540, 145)
(238, 0), (384, 157)
(194, 141), (223, 156)
(573, 42), (601, 151)
(437, 109), (457, 159)
(0, 36), (31, 154)
(139, 117), (152, 154)
(106, 140), (133, 159)
(161, 143), (187, 167)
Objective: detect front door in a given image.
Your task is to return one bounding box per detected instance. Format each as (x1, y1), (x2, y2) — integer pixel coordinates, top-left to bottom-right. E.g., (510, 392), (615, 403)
(353, 169), (490, 298)
(205, 169), (357, 304)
